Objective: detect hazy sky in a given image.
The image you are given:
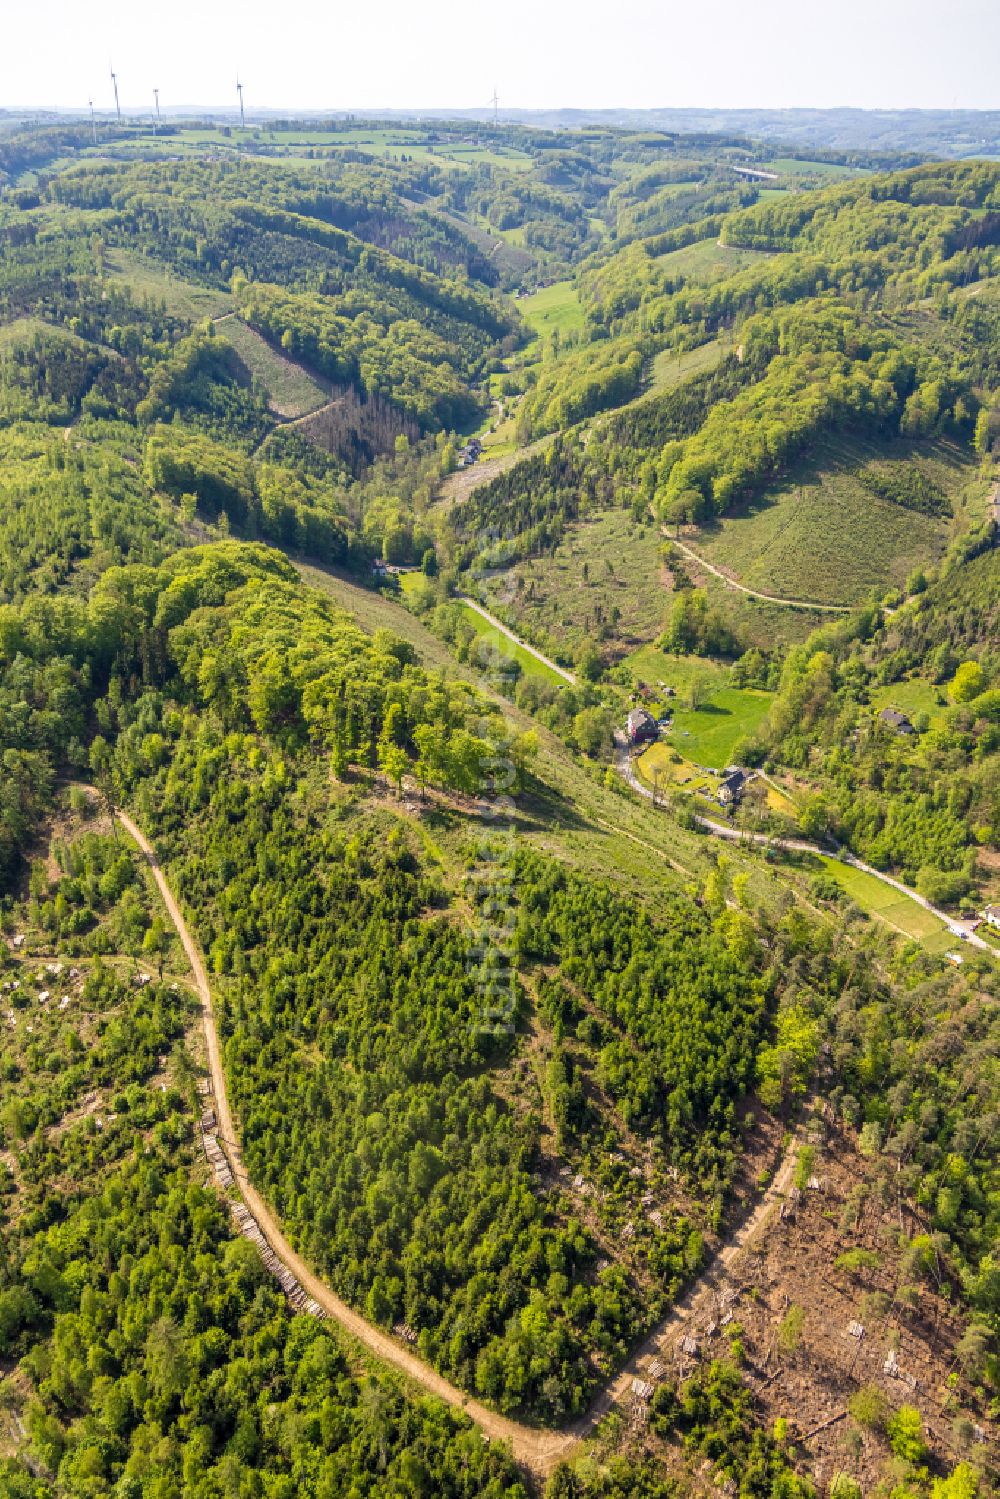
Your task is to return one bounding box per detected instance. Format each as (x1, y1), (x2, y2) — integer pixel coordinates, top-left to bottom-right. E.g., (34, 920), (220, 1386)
(3, 0), (998, 113)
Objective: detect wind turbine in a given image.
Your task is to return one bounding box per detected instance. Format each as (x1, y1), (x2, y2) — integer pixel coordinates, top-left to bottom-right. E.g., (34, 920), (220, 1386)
(89, 98), (97, 146)
(153, 87), (160, 131)
(236, 76), (245, 129)
(489, 87), (499, 126)
(110, 62), (120, 121)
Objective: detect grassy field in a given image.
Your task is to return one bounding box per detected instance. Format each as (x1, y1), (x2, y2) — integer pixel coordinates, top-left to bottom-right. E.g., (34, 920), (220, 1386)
(215, 315), (328, 417)
(869, 676), (949, 728)
(635, 741), (715, 795)
(818, 857), (952, 952)
(664, 687), (773, 769)
(66, 127), (537, 175)
(649, 237), (772, 282)
(693, 436), (977, 608)
(495, 224), (528, 247)
(104, 249), (232, 322)
(650, 337), (729, 392)
(763, 780), (800, 818)
(435, 145), (534, 171)
(623, 644), (728, 693)
(517, 282), (586, 338)
(400, 571), (571, 686)
(483, 509), (669, 660)
(340, 143), (462, 169)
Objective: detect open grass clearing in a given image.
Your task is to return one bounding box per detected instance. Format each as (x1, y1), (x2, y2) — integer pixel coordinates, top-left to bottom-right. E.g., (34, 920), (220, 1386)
(693, 436), (978, 608)
(650, 337), (730, 392)
(818, 856), (950, 951)
(397, 570), (427, 600)
(622, 644), (728, 694)
(648, 236), (773, 283)
(869, 676), (949, 729)
(759, 775), (801, 818)
(215, 315), (328, 418)
(103, 249), (232, 322)
(635, 741), (715, 795)
(458, 601), (568, 687)
(663, 686), (773, 769)
(517, 281), (586, 338)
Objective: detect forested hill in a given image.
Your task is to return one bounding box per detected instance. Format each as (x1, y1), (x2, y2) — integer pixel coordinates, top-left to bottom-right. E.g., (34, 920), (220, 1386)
(0, 122), (998, 1498)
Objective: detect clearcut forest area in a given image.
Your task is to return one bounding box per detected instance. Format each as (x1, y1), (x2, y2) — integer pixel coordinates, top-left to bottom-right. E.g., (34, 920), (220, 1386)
(0, 109), (998, 1499)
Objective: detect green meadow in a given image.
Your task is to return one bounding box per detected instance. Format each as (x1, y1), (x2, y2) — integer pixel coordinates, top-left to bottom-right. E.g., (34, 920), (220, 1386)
(518, 281), (586, 338)
(664, 687), (773, 769)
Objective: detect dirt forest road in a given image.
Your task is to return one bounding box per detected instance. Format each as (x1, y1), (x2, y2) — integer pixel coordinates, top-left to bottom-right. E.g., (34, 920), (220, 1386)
(668, 535), (851, 614)
(113, 799), (811, 1477)
(112, 807), (578, 1475)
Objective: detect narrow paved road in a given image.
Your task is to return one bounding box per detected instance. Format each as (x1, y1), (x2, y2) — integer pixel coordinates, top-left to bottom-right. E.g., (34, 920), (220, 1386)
(668, 535), (850, 614)
(111, 799), (812, 1475)
(617, 752), (994, 955)
(458, 596), (577, 684)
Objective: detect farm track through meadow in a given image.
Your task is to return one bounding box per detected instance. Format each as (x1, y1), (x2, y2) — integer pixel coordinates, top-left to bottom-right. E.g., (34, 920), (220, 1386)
(107, 798), (812, 1479)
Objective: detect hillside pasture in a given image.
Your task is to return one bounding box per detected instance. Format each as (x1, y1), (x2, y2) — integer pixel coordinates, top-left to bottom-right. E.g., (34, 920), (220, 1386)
(517, 281), (586, 338)
(623, 644), (728, 694)
(692, 436), (977, 608)
(457, 601), (568, 686)
(817, 856), (951, 952)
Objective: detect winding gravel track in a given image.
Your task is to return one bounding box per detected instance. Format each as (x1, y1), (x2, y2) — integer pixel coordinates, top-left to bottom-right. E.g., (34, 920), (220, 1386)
(111, 801), (813, 1475)
(668, 535), (851, 614)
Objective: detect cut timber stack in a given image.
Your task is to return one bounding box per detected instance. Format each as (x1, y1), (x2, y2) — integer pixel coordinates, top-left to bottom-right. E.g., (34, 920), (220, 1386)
(201, 1125), (234, 1191)
(196, 1074), (324, 1318)
(230, 1200), (326, 1320)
